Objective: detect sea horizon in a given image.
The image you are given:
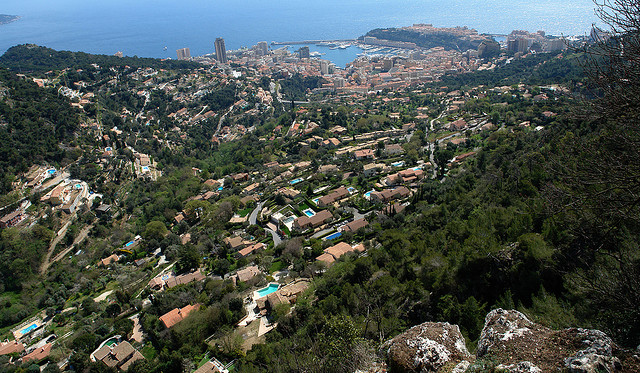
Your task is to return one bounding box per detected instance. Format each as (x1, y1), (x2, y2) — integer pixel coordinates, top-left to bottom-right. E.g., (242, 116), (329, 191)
(0, 0), (598, 67)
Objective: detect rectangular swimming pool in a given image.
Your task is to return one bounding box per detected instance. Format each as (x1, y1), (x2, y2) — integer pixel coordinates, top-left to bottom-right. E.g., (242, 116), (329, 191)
(290, 178), (304, 185)
(256, 283), (279, 298)
(325, 232), (342, 240)
(20, 323), (38, 335)
(303, 209), (316, 217)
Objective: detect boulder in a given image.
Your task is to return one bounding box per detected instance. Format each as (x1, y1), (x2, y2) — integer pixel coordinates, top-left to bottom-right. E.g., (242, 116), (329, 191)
(564, 328), (621, 373)
(384, 322), (473, 372)
(476, 309), (635, 372)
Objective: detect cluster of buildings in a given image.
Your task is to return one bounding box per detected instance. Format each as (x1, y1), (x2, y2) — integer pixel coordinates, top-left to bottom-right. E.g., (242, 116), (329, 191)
(506, 30), (567, 54)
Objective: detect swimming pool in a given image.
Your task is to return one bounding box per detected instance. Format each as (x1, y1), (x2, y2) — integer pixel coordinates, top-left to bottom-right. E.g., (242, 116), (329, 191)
(325, 232), (342, 240)
(218, 186), (223, 191)
(142, 166), (149, 171)
(256, 283), (279, 298)
(391, 161), (405, 167)
(20, 323), (38, 335)
(347, 187), (356, 194)
(312, 198), (320, 205)
(364, 190), (374, 199)
(125, 240), (135, 247)
(302, 209), (316, 217)
(290, 178), (304, 185)
(47, 169), (56, 175)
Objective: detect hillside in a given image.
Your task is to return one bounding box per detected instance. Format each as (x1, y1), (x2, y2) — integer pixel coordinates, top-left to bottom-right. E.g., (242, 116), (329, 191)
(0, 7), (638, 372)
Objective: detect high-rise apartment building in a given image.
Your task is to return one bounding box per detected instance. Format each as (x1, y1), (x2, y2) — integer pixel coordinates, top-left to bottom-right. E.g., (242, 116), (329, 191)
(257, 41), (268, 55)
(215, 38), (228, 63)
(176, 47), (191, 60)
(298, 46), (310, 59)
(320, 61), (329, 75)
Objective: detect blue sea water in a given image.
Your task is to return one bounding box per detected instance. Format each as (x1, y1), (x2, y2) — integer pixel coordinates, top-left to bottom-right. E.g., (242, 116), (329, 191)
(0, 0), (598, 67)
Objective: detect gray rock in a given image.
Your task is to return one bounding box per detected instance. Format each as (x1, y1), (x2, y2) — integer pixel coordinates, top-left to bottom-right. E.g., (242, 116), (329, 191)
(564, 328), (621, 373)
(495, 361), (542, 373)
(451, 360), (470, 373)
(476, 308), (536, 358)
(385, 321), (473, 372)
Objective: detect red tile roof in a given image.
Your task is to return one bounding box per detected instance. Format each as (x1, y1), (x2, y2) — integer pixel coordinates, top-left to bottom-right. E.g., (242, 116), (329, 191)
(159, 304), (200, 328)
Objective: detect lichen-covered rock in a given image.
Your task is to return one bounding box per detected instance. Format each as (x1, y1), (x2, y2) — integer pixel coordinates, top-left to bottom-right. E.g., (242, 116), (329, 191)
(451, 360), (470, 373)
(564, 328), (621, 373)
(384, 322), (473, 372)
(495, 361), (542, 372)
(474, 309), (640, 372)
(476, 308), (538, 358)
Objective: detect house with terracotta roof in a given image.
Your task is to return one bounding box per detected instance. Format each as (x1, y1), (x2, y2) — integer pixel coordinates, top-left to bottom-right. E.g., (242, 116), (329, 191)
(315, 253), (336, 266)
(224, 236), (248, 251)
(94, 341), (145, 371)
(354, 149), (375, 160)
(316, 186), (350, 208)
(235, 265), (261, 283)
(159, 304), (200, 328)
(0, 211), (24, 228)
(237, 242), (265, 258)
(449, 119), (467, 131)
(341, 218), (369, 233)
(165, 270), (206, 289)
(22, 343), (52, 363)
(384, 143), (404, 156)
(256, 279), (310, 315)
(315, 242), (366, 266)
(100, 254), (120, 267)
(0, 340), (24, 356)
(386, 169), (425, 185)
(204, 179), (221, 189)
(370, 186), (411, 204)
(232, 173), (250, 182)
(293, 210), (333, 231)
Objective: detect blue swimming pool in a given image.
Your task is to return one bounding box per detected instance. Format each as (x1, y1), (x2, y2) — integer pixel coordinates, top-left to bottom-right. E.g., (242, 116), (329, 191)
(290, 178), (304, 185)
(20, 323), (38, 335)
(125, 240), (135, 247)
(303, 209), (316, 217)
(47, 169), (56, 175)
(347, 187), (356, 194)
(218, 186), (223, 191)
(256, 283), (279, 298)
(312, 198), (320, 205)
(325, 232), (342, 240)
(391, 161), (405, 167)
(364, 190), (374, 199)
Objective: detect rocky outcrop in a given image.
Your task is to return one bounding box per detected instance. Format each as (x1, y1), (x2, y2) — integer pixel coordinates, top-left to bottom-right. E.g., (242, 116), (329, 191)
(383, 322), (473, 372)
(381, 309), (640, 373)
(476, 309), (634, 373)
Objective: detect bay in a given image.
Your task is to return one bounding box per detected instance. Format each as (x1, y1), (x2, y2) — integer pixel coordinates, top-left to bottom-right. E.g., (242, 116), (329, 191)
(0, 0), (598, 67)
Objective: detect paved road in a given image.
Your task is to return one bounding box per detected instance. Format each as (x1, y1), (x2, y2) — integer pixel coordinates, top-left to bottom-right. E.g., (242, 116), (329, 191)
(249, 202), (264, 225)
(264, 228), (282, 246)
(345, 207), (366, 221)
